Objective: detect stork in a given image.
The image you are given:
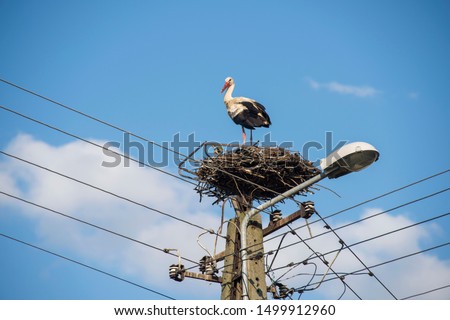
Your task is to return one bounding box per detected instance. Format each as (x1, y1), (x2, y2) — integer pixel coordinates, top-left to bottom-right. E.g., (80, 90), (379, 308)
(221, 76), (271, 144)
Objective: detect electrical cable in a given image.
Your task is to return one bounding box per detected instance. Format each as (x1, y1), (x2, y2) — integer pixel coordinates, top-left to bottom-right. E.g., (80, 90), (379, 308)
(0, 77), (192, 162)
(337, 282), (346, 300)
(338, 211), (450, 254)
(263, 169), (450, 248)
(0, 232), (176, 300)
(401, 284), (450, 300)
(266, 231), (292, 276)
(316, 169), (450, 222)
(273, 208), (450, 269)
(0, 105), (196, 187)
(0, 190), (199, 266)
(0, 150), (222, 236)
(284, 225), (362, 299)
(365, 241), (450, 270)
(296, 261), (318, 299)
(311, 188), (450, 243)
(300, 241), (450, 292)
(313, 209), (398, 299)
(264, 187), (449, 264)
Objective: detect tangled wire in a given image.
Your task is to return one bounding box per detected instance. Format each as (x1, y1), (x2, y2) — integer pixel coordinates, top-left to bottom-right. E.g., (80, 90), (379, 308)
(194, 146), (321, 203)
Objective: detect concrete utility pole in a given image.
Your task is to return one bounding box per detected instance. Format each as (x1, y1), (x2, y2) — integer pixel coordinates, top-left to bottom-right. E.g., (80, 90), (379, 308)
(220, 198), (315, 300)
(221, 196), (267, 300)
(220, 199), (242, 299)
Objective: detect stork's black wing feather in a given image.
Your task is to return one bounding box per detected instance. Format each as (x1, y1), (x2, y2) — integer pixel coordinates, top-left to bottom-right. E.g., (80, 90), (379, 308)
(239, 100), (271, 129)
(240, 100), (267, 113)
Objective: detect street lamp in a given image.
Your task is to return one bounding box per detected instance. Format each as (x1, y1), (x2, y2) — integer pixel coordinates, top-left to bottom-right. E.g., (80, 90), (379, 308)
(240, 141), (380, 299)
(320, 141), (380, 179)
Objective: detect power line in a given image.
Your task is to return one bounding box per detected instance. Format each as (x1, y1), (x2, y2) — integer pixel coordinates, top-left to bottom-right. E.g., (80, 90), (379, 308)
(318, 169), (450, 221)
(0, 150), (220, 235)
(0, 105), (196, 187)
(341, 211), (450, 253)
(265, 210), (449, 299)
(284, 225), (363, 299)
(0, 77), (185, 159)
(0, 190), (199, 266)
(271, 209), (450, 273)
(301, 242), (450, 293)
(368, 241), (450, 270)
(0, 232), (176, 300)
(401, 284), (450, 300)
(313, 188), (450, 241)
(313, 210), (399, 299)
(265, 187), (450, 260)
(264, 169), (450, 247)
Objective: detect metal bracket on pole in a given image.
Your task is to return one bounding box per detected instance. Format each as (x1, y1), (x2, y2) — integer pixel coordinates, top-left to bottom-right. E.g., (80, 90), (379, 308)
(184, 271), (222, 283)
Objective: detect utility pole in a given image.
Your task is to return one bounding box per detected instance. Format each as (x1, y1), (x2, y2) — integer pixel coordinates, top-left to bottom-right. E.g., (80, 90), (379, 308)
(221, 196), (266, 300)
(219, 199), (315, 300)
(244, 209), (267, 299)
(220, 198), (242, 299)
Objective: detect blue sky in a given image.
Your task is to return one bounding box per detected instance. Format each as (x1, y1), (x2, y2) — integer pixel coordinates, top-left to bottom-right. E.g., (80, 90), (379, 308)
(0, 0), (449, 300)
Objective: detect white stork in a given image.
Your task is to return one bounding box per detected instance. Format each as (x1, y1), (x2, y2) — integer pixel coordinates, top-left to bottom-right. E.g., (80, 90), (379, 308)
(221, 76), (271, 144)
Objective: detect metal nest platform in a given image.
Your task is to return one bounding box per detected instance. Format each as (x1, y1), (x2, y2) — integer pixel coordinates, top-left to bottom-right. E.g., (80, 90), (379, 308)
(179, 142), (321, 204)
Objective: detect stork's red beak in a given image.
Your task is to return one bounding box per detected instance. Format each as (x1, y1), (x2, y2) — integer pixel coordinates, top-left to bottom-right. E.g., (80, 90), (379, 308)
(221, 82), (230, 93)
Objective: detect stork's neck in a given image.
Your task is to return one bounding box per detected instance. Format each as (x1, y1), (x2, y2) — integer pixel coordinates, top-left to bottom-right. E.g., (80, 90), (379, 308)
(223, 83), (235, 103)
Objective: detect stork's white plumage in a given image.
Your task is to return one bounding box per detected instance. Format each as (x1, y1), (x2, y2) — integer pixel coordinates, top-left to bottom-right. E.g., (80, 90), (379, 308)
(220, 77), (271, 144)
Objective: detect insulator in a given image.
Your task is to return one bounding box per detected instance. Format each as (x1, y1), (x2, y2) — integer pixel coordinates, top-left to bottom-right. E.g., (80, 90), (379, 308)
(278, 283), (293, 299)
(279, 284), (289, 298)
(269, 284), (280, 299)
(199, 256), (217, 276)
(169, 264), (185, 282)
(199, 256), (207, 273)
(271, 282), (293, 299)
(302, 201), (315, 219)
(205, 263), (216, 275)
(271, 209), (282, 223)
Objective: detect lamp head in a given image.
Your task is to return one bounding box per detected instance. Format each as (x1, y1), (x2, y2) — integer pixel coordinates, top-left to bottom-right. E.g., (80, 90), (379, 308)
(320, 142), (380, 179)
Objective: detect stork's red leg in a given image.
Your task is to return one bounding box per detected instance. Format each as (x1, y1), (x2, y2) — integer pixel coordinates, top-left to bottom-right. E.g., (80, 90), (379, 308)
(241, 126), (246, 144)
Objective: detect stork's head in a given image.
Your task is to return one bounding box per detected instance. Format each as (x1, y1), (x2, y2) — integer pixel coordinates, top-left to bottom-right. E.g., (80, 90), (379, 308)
(221, 76), (234, 93)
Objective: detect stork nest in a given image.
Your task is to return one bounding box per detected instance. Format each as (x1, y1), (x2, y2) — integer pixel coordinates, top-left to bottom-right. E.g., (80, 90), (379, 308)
(194, 146), (321, 203)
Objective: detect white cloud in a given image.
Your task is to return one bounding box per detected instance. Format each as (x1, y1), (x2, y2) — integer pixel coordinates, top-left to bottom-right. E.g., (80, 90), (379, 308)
(306, 78), (380, 97)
